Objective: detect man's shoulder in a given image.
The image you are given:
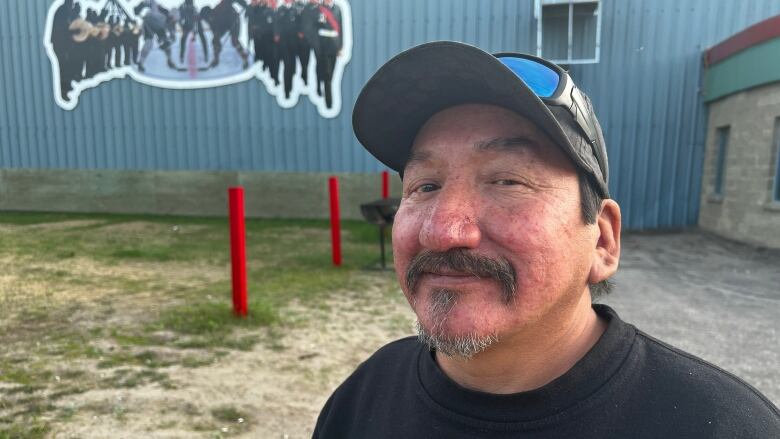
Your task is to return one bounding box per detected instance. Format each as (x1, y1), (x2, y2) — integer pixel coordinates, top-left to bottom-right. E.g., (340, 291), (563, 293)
(347, 336), (420, 378)
(324, 336), (420, 398)
(368, 335), (420, 357)
(314, 336), (422, 438)
(636, 329), (775, 402)
(628, 328), (780, 432)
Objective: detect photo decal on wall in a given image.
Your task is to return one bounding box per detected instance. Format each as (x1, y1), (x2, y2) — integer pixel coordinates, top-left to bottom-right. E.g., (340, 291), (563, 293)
(44, 0), (352, 118)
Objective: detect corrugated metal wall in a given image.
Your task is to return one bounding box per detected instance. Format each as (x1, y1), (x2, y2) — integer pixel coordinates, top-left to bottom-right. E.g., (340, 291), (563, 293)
(570, 0), (780, 229)
(2, 0), (780, 229)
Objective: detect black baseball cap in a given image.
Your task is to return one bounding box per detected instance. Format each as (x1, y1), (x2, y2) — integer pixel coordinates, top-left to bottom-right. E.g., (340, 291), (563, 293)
(352, 41), (610, 198)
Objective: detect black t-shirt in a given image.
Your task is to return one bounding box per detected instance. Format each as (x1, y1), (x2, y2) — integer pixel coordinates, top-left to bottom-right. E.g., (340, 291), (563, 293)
(314, 305), (780, 438)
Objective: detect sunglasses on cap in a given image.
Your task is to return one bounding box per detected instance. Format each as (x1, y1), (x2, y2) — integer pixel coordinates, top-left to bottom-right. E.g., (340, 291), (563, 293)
(494, 53), (598, 148)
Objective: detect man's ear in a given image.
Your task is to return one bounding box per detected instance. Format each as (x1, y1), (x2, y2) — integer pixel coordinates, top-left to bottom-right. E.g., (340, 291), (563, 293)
(589, 199), (621, 284)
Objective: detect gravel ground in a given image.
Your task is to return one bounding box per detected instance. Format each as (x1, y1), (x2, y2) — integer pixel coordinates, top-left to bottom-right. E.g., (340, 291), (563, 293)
(599, 230), (780, 405)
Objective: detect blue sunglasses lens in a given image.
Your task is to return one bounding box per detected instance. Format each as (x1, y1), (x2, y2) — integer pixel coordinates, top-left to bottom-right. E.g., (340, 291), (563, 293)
(497, 57), (560, 98)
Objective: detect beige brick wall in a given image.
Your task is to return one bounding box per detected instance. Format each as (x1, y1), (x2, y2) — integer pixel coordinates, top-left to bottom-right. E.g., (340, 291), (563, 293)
(699, 82), (780, 248)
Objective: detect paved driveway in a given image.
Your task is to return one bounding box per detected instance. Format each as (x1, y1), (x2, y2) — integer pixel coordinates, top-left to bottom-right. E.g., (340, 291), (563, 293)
(600, 231), (780, 405)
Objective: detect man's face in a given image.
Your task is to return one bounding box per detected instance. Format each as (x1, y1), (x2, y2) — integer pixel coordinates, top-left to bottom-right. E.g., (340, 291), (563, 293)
(393, 104), (599, 354)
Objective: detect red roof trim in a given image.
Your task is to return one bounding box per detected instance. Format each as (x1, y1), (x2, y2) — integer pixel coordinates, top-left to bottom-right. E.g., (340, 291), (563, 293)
(705, 14), (780, 67)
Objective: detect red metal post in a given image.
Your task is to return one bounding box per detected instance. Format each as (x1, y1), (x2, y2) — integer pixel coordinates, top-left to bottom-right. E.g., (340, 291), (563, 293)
(328, 176), (342, 266)
(382, 170), (390, 199)
(228, 187), (248, 317)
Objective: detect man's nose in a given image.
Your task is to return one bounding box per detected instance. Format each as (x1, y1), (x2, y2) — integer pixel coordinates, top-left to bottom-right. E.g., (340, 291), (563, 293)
(419, 185), (482, 252)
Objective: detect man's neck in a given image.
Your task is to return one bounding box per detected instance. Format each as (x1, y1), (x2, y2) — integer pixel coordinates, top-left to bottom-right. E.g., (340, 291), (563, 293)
(435, 292), (606, 394)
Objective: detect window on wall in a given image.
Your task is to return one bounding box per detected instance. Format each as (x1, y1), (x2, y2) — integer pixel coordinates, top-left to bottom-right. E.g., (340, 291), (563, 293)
(713, 126), (730, 198)
(773, 118), (780, 203)
(536, 0), (602, 65)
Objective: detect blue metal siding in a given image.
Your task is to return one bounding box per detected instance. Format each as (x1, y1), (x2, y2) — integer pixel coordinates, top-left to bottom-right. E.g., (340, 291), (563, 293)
(2, 1), (780, 229)
(567, 0), (780, 229)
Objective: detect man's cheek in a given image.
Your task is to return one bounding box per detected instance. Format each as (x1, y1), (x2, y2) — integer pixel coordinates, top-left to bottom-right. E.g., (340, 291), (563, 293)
(391, 212), (417, 293)
(391, 207), (421, 254)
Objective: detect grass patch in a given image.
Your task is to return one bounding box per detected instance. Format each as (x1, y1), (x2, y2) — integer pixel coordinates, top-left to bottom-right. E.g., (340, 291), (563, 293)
(158, 301), (278, 335)
(96, 350), (175, 370)
(222, 335), (260, 352)
(48, 385), (89, 400)
(145, 300), (278, 351)
(1, 385), (45, 396)
(210, 405), (247, 423)
(0, 362), (53, 388)
(181, 355), (216, 368)
(209, 404), (251, 435)
(111, 331), (159, 347)
(110, 247), (175, 261)
(155, 300), (279, 347)
(0, 421), (50, 439)
(100, 368), (173, 389)
(0, 211), (88, 225)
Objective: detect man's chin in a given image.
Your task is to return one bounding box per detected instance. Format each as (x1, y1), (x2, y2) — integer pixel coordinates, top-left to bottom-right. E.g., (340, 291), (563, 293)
(415, 319), (499, 359)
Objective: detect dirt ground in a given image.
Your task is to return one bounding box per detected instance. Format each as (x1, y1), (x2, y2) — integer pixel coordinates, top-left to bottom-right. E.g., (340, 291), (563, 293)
(48, 291), (414, 439)
(0, 218), (414, 438)
(1, 227), (778, 438)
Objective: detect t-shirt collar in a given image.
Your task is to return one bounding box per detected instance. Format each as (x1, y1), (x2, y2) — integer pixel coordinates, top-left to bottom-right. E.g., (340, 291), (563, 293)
(416, 304), (636, 423)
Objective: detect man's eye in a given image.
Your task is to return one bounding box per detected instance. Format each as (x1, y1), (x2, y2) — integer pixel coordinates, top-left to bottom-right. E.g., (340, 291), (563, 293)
(494, 179), (521, 186)
(415, 183), (439, 193)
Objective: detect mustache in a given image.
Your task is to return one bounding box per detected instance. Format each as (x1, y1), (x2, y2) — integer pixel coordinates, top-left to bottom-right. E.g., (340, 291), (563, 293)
(405, 249), (517, 304)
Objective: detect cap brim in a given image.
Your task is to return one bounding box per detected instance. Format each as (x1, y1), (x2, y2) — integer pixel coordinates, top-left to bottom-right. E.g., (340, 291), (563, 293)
(352, 41), (587, 179)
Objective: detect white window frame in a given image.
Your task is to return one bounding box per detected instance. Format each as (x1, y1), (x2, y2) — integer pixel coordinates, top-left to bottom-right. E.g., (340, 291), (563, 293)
(534, 0), (602, 65)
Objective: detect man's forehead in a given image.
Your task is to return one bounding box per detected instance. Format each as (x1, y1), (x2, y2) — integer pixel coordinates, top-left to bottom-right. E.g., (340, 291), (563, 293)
(401, 104), (563, 175)
(404, 136), (544, 174)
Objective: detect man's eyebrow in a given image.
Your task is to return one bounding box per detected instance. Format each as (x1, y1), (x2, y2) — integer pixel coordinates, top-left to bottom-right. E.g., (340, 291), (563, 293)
(404, 137), (537, 173)
(403, 149), (431, 172)
(474, 136), (540, 152)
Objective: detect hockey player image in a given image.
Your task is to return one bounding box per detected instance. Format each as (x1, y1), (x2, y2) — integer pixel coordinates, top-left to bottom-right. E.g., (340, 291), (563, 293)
(200, 0), (250, 69)
(133, 0), (176, 72)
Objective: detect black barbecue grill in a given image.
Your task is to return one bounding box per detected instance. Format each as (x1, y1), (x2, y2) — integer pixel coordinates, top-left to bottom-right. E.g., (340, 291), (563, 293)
(360, 198), (401, 269)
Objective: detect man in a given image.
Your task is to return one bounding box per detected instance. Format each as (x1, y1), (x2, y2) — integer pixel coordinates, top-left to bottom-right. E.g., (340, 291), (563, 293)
(314, 0), (341, 108)
(178, 0), (208, 64)
(67, 3), (88, 82)
(105, 15), (122, 70)
(248, 0), (277, 81)
(295, 0), (320, 86)
(121, 18), (141, 66)
(51, 0), (77, 100)
(274, 0), (300, 98)
(313, 41), (780, 438)
(82, 8), (110, 78)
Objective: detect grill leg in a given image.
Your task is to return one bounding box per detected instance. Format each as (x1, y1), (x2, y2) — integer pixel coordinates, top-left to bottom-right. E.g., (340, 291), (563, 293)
(379, 225), (386, 269)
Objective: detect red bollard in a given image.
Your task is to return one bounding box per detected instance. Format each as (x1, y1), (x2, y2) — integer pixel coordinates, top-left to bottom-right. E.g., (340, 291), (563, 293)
(228, 187), (248, 317)
(382, 170), (390, 199)
(329, 177), (342, 266)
